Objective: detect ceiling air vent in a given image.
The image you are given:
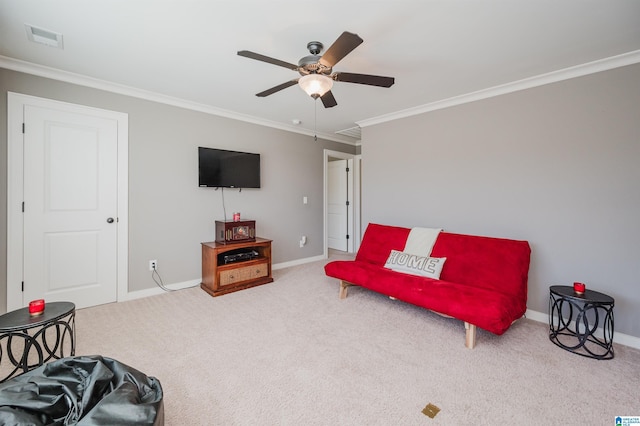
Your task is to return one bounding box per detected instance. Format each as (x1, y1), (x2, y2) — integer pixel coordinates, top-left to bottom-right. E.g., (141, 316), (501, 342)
(25, 24), (64, 49)
(336, 126), (361, 140)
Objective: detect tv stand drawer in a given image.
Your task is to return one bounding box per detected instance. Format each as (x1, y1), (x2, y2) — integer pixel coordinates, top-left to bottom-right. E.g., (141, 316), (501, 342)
(220, 262), (268, 285)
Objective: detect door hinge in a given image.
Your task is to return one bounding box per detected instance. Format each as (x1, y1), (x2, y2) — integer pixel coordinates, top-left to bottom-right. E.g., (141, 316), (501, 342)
(22, 123), (25, 134)
(21, 281), (24, 292)
(346, 167), (350, 172)
(346, 234), (350, 240)
(346, 200), (350, 206)
(22, 202), (25, 212)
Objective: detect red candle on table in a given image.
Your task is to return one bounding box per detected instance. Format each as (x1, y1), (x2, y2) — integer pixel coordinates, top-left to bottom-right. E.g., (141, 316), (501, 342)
(573, 282), (586, 294)
(29, 299), (45, 316)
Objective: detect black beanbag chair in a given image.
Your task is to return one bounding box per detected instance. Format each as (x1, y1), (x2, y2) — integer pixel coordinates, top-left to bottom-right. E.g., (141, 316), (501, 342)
(0, 355), (163, 425)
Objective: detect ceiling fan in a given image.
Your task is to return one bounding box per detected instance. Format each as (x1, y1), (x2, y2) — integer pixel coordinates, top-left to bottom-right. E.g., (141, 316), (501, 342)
(237, 31), (395, 108)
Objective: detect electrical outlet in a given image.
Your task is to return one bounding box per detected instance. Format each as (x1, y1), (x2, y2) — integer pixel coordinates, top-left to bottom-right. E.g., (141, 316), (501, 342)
(149, 260), (157, 271)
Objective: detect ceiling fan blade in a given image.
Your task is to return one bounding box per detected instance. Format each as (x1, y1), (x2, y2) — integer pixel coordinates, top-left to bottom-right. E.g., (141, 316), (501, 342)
(320, 91), (337, 108)
(319, 31), (363, 68)
(334, 72), (395, 88)
(237, 50), (299, 70)
(256, 80), (299, 97)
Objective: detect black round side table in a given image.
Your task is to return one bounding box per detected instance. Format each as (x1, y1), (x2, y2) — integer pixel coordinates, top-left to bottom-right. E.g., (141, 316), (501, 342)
(0, 302), (76, 382)
(548, 285), (614, 360)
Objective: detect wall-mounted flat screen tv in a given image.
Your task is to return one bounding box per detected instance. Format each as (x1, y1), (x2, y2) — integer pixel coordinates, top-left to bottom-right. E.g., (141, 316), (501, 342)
(198, 147), (261, 188)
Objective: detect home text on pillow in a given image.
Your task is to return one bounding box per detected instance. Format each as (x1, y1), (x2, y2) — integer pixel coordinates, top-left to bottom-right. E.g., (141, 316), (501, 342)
(384, 250), (446, 279)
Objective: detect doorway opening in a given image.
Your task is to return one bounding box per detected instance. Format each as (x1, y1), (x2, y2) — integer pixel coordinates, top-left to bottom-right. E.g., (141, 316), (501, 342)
(323, 149), (361, 258)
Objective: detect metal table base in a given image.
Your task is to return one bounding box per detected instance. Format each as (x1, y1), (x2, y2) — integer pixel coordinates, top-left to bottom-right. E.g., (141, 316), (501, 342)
(0, 302), (76, 382)
(549, 286), (614, 360)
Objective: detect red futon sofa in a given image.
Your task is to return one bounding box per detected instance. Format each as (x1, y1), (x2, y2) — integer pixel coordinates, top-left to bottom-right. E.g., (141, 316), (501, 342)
(324, 223), (531, 348)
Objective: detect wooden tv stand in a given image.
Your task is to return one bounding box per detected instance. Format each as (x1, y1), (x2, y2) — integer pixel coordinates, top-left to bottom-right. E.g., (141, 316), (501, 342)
(200, 238), (273, 297)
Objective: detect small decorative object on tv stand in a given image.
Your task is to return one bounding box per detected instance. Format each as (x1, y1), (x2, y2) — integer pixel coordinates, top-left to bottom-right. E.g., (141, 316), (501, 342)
(200, 238), (273, 297)
(215, 220), (256, 244)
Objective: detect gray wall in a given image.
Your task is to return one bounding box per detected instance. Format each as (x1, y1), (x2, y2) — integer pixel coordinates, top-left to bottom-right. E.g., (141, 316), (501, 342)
(361, 63), (640, 338)
(0, 68), (355, 308)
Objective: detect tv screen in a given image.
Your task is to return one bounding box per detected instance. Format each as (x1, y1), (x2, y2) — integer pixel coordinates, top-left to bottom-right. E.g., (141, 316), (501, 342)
(198, 147), (261, 188)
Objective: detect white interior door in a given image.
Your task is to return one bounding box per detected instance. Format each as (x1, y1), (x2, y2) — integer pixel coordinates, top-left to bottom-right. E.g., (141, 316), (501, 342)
(328, 159), (350, 251)
(22, 105), (119, 308)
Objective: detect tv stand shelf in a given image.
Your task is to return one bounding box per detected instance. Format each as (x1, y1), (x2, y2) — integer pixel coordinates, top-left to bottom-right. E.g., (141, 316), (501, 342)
(200, 238), (273, 297)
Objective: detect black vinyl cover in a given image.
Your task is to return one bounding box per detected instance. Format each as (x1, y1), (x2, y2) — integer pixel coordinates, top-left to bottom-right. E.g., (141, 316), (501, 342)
(0, 355), (163, 425)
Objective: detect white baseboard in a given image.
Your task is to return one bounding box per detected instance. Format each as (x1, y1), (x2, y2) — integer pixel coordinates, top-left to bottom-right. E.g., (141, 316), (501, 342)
(273, 254), (327, 270)
(121, 279), (201, 302)
(525, 308), (640, 350)
(524, 308), (549, 324)
(121, 255), (327, 302)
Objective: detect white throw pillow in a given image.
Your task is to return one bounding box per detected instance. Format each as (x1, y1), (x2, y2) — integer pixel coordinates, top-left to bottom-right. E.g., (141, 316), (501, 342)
(383, 250), (446, 279)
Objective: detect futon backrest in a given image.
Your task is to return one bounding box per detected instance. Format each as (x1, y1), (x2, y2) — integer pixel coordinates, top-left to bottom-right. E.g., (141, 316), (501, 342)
(356, 223), (531, 304)
(355, 223), (410, 265)
(431, 232), (531, 304)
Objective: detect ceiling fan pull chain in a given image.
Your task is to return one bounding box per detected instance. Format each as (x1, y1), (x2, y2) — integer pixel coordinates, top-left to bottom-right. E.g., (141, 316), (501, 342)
(314, 99), (318, 142)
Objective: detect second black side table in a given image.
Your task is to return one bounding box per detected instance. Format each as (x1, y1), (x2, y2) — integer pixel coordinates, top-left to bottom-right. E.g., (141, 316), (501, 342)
(548, 285), (614, 360)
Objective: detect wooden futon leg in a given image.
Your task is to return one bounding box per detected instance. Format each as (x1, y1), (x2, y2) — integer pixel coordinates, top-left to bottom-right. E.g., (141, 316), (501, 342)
(339, 280), (352, 299)
(465, 322), (477, 349)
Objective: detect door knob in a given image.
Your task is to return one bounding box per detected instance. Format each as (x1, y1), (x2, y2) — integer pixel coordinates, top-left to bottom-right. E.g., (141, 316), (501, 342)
(106, 217), (115, 223)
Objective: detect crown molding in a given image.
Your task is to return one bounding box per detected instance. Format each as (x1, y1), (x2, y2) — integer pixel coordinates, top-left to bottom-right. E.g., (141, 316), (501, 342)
(0, 55), (357, 145)
(358, 49), (640, 129)
(4, 50), (638, 142)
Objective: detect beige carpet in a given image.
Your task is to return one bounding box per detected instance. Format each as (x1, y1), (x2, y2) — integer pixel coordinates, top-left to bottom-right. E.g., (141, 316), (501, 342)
(73, 255), (640, 425)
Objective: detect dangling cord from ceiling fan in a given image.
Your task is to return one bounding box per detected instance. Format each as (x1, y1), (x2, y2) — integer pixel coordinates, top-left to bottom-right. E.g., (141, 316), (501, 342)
(314, 99), (318, 141)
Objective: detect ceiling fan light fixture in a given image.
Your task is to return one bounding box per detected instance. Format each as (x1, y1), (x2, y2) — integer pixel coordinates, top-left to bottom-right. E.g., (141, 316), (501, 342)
(298, 74), (333, 99)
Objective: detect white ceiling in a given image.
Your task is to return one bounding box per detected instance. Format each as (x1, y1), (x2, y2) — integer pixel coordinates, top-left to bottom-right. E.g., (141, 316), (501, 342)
(1, 0), (640, 143)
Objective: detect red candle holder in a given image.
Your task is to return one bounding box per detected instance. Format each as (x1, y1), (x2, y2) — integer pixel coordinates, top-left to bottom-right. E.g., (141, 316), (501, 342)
(29, 299), (45, 316)
(573, 282), (586, 294)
